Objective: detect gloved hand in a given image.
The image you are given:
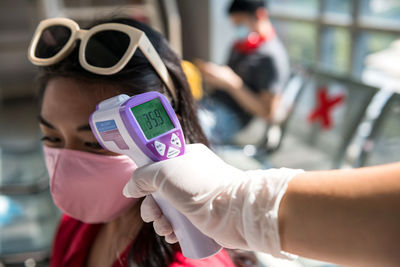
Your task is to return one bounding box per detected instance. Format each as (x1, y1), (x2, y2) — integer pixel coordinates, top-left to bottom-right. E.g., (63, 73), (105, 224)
(123, 144), (303, 259)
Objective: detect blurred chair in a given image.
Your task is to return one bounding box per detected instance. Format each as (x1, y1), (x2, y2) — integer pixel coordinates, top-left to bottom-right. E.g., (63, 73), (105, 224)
(214, 69), (307, 170)
(264, 69), (309, 153)
(182, 60), (204, 101)
(268, 70), (378, 170)
(343, 90), (400, 168)
(233, 69), (307, 152)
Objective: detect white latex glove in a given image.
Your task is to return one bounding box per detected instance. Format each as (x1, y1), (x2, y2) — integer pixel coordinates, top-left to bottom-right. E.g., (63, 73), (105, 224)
(123, 144), (303, 259)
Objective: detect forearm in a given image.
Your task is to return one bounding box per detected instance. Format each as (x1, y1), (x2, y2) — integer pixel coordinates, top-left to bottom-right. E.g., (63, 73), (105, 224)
(278, 163), (400, 266)
(228, 84), (271, 120)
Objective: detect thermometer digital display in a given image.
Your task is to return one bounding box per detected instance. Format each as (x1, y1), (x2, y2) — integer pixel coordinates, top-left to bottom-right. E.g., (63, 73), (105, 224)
(89, 92), (221, 259)
(130, 98), (174, 140)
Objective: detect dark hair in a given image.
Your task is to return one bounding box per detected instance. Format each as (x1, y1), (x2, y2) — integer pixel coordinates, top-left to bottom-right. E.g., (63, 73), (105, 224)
(228, 0), (267, 14)
(36, 17), (207, 267)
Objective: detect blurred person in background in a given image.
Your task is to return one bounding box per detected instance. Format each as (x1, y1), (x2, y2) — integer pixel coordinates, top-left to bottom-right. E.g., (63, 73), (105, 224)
(197, 0), (290, 145)
(28, 17), (239, 267)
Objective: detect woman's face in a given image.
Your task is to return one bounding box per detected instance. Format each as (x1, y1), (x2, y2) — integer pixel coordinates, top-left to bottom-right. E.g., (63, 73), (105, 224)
(40, 77), (118, 155)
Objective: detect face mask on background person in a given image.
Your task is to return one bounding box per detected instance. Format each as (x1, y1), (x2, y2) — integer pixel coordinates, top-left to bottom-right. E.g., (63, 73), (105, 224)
(234, 24), (251, 40)
(44, 146), (139, 223)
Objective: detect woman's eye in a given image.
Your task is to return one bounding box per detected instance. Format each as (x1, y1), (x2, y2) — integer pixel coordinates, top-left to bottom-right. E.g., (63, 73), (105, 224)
(84, 141), (103, 150)
(40, 136), (61, 143)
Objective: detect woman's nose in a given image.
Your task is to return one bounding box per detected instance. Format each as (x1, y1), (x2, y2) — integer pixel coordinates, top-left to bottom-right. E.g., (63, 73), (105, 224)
(63, 137), (82, 151)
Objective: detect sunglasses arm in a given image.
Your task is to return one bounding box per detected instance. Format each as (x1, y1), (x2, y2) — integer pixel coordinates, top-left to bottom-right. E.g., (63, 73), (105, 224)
(138, 36), (178, 106)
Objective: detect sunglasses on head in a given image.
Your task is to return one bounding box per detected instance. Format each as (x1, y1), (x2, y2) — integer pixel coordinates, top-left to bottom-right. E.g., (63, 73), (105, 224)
(28, 17), (177, 105)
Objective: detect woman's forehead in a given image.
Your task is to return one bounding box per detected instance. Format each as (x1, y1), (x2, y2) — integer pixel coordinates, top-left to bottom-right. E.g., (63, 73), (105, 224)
(45, 77), (119, 103)
(41, 77), (120, 121)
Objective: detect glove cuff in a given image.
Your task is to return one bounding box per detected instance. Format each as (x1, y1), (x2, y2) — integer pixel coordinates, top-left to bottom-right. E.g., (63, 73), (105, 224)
(242, 168), (304, 260)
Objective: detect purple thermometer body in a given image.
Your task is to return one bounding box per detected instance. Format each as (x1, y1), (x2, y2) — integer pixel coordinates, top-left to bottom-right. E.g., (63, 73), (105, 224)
(90, 92), (222, 259)
(120, 91), (185, 161)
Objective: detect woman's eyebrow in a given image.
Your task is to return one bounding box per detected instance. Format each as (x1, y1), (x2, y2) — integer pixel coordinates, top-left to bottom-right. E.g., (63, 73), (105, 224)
(38, 115), (55, 129)
(77, 124), (92, 132)
(38, 116), (92, 132)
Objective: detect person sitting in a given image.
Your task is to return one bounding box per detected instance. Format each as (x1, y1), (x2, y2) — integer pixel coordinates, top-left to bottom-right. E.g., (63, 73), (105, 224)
(197, 0), (290, 146)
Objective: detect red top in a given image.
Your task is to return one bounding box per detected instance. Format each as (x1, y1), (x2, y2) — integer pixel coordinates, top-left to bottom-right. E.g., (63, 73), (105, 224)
(234, 29), (276, 54)
(50, 215), (234, 267)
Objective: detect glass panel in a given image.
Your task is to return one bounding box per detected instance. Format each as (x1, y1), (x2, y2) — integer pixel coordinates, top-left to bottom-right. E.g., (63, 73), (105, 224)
(355, 31), (398, 75)
(324, 0), (352, 16)
(320, 26), (351, 74)
(364, 31), (398, 53)
(323, 0), (352, 23)
(272, 19), (317, 66)
(268, 0), (319, 17)
(271, 75), (376, 170)
(359, 0), (400, 26)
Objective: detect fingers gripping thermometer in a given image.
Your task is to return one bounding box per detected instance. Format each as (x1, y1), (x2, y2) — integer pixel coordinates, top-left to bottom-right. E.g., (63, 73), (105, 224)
(89, 92), (222, 259)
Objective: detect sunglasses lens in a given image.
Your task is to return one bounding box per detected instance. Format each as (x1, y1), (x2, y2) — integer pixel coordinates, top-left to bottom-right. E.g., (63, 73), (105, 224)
(35, 25), (72, 58)
(85, 30), (130, 68)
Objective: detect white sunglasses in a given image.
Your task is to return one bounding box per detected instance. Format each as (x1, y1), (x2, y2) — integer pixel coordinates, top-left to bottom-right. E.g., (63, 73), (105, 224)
(27, 17), (177, 105)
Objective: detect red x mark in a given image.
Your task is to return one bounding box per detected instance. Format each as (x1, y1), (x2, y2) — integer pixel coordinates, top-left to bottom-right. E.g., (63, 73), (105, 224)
(308, 86), (345, 129)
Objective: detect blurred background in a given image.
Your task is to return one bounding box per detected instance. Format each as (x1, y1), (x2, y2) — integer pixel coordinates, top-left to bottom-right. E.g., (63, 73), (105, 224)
(0, 0), (399, 266)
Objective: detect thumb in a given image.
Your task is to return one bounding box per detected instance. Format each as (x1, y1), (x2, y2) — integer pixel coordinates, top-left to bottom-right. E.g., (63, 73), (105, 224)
(123, 163), (161, 198)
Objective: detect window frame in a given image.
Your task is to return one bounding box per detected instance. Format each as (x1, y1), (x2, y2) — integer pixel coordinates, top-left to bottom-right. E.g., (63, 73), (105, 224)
(269, 0), (400, 77)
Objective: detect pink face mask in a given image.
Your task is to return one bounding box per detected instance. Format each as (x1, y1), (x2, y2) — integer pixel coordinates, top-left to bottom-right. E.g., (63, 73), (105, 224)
(43, 146), (139, 223)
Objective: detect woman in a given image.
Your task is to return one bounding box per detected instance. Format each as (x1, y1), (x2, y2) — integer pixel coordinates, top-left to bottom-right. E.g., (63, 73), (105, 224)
(28, 17), (236, 267)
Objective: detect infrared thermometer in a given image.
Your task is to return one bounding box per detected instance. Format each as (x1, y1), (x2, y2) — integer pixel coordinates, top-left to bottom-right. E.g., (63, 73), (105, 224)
(89, 92), (222, 259)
